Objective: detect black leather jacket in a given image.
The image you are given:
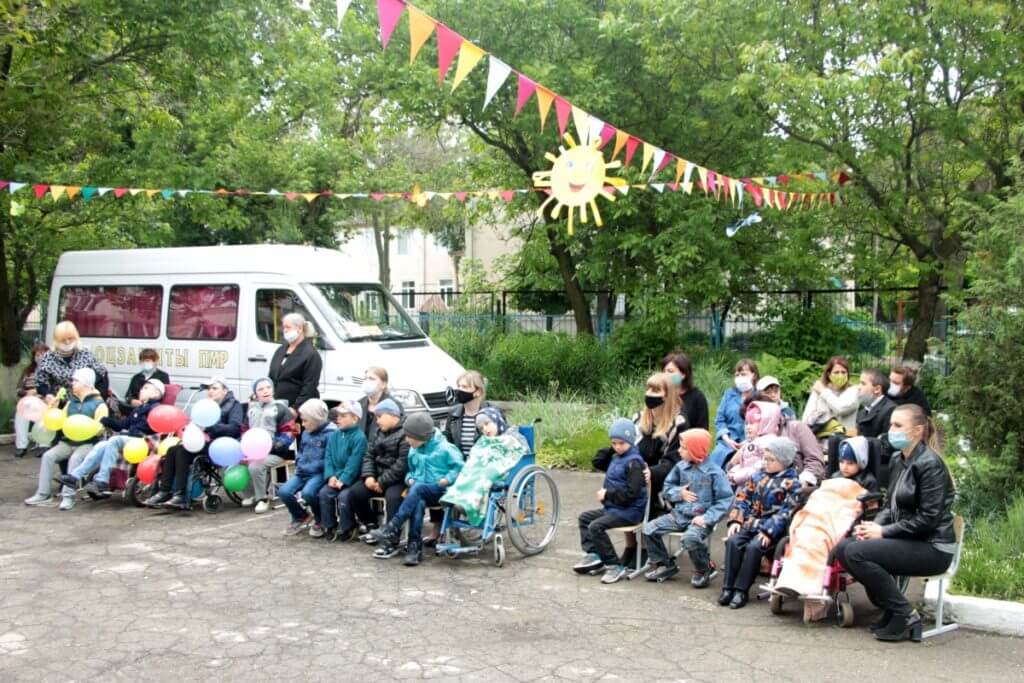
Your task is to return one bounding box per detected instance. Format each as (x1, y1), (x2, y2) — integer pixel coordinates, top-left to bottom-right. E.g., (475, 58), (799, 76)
(876, 442), (955, 547)
(361, 424), (409, 489)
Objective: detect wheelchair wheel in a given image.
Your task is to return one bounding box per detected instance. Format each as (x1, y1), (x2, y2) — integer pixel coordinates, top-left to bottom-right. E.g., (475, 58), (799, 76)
(494, 533), (506, 567)
(125, 477), (144, 508)
(769, 593), (784, 615)
(836, 591), (855, 628)
(506, 466), (559, 556)
(202, 494), (223, 513)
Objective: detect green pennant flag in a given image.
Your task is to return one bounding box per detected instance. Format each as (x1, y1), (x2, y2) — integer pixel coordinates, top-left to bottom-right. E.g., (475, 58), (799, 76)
(81, 187), (97, 202)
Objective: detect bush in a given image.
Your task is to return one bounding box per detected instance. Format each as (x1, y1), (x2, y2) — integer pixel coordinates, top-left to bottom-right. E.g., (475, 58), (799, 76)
(754, 353), (822, 412)
(607, 314), (682, 374)
(431, 318), (502, 372)
(953, 494), (1024, 602)
(485, 333), (610, 399)
(506, 395), (609, 470)
(761, 304), (858, 363)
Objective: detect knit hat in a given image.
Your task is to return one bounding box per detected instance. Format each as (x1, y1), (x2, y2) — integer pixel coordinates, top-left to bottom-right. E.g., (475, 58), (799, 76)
(404, 412), (435, 441)
(144, 378), (166, 399)
(608, 417), (638, 446)
(298, 398), (329, 425)
(839, 436), (869, 470)
(373, 398), (402, 417)
(679, 428), (712, 463)
(475, 407), (507, 435)
(252, 376), (273, 394)
(762, 436), (797, 468)
(72, 367), (96, 388)
(756, 376), (781, 392)
(334, 399), (363, 421)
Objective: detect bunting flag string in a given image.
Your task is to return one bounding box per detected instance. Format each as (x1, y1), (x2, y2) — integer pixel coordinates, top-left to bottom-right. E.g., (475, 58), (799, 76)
(373, 0), (850, 209)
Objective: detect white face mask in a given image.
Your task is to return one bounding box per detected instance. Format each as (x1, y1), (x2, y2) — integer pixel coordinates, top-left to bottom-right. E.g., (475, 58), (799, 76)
(887, 383), (902, 397)
(362, 381), (380, 397)
(142, 362), (156, 373)
(734, 376), (753, 393)
(283, 329), (299, 344)
(59, 342), (77, 355)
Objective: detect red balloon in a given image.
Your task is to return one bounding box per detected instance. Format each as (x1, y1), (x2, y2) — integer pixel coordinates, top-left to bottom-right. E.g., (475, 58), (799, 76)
(137, 454), (161, 486)
(147, 405), (189, 434)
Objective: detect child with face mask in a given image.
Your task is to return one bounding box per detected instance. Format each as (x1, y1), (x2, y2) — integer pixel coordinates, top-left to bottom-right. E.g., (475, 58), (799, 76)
(122, 349), (170, 413)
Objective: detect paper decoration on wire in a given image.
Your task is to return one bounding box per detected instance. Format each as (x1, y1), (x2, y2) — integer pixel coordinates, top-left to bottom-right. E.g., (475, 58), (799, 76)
(532, 133), (626, 234)
(726, 212), (762, 237)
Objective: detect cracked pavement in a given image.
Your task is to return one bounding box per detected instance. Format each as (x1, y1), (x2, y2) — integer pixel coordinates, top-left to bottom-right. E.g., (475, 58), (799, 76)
(1, 448), (1021, 682)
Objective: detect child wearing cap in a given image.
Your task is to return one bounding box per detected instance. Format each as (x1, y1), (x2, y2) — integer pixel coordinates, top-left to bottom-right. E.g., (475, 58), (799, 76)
(24, 368), (109, 508)
(832, 436), (880, 493)
(720, 435), (802, 609)
(727, 401), (783, 487)
(280, 399), (336, 535)
(242, 377), (297, 514)
(642, 429), (733, 586)
(310, 400), (368, 540)
(755, 376), (796, 420)
(57, 377), (166, 507)
(343, 399), (409, 542)
(573, 418), (648, 584)
(368, 412), (464, 565)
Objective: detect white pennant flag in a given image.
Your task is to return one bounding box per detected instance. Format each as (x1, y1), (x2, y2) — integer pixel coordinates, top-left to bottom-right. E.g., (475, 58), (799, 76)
(8, 182), (27, 194)
(649, 148), (666, 180)
(177, 190), (190, 198)
(683, 162), (695, 185)
(483, 56), (512, 110)
(651, 183), (665, 193)
(588, 117), (605, 147)
(736, 181), (745, 209)
(616, 185), (630, 196)
(336, 0), (352, 27)
(97, 187), (112, 196)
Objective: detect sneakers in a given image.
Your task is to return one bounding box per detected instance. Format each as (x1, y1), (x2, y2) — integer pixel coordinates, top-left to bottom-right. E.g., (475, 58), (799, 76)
(331, 528), (356, 543)
(374, 543), (402, 560)
(645, 563), (680, 583)
(691, 563), (719, 588)
(601, 565), (628, 584)
(404, 543), (422, 566)
(573, 553), (604, 575)
(284, 513), (313, 535)
(359, 531), (379, 545)
(84, 479), (110, 497)
(309, 523), (325, 538)
(241, 497), (255, 507)
(162, 494), (189, 510)
(144, 491), (173, 507)
(59, 496), (75, 511)
(368, 525), (399, 547)
(58, 474), (81, 491)
(254, 500), (271, 514)
(24, 493), (56, 507)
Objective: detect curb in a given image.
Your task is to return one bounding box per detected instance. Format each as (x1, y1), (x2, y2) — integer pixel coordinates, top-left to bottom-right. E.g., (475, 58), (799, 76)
(0, 433), (13, 446)
(925, 580), (1024, 637)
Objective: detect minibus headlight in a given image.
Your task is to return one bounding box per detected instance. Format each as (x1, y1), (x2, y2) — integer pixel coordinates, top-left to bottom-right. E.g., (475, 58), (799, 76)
(390, 389), (426, 410)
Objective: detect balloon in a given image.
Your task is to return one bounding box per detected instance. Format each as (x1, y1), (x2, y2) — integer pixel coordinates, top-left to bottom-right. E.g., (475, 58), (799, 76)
(208, 437), (243, 467)
(182, 423), (206, 453)
(241, 428), (273, 463)
(190, 398), (221, 428)
(158, 436), (180, 457)
(17, 395), (47, 423)
(222, 464), (251, 493)
(30, 422), (56, 446)
(123, 437), (150, 464)
(42, 408), (65, 432)
(137, 454), (161, 485)
(147, 405), (189, 434)
(62, 414), (101, 442)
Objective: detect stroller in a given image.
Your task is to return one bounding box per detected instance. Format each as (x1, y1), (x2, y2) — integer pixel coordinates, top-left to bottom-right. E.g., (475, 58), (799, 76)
(761, 435), (884, 626)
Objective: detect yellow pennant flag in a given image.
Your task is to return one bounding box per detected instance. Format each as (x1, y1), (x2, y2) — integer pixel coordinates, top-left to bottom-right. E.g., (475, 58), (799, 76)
(145, 189), (160, 199)
(536, 87), (555, 131)
(50, 185), (67, 200)
(302, 193), (319, 202)
(640, 142), (655, 175)
(451, 41), (485, 93)
(611, 129), (630, 160)
(674, 158), (687, 185)
(408, 6), (435, 64)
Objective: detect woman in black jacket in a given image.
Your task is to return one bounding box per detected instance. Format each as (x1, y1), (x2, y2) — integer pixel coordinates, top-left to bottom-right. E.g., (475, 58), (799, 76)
(662, 350), (710, 430)
(833, 404), (956, 642)
(268, 313), (323, 411)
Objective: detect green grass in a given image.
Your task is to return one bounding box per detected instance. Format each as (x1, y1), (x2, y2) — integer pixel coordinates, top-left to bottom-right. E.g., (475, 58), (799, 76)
(0, 399), (15, 434)
(953, 495), (1024, 603)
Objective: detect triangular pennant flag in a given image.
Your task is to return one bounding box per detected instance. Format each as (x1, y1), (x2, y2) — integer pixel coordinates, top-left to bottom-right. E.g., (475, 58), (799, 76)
(483, 56), (511, 109)
(707, 171), (718, 198)
(615, 185), (630, 196)
(376, 0), (405, 49)
(8, 182), (26, 194)
(683, 162), (695, 185)
(97, 187), (112, 196)
(500, 190), (515, 202)
(160, 189), (174, 200)
(571, 106), (590, 145)
(81, 187), (97, 202)
(640, 143), (655, 174)
(0, 181), (8, 192)
(778, 174), (790, 185)
(286, 192), (300, 201)
(656, 153), (672, 175)
(674, 159), (687, 185)
(650, 148), (667, 178)
(536, 87), (555, 131)
(144, 189), (159, 199)
(302, 193), (319, 202)
(454, 192), (468, 202)
(451, 40), (485, 92)
(554, 97), (572, 137)
(750, 183), (763, 208)
(435, 24), (463, 86)
(650, 183), (665, 193)
(624, 137), (640, 167)
(814, 171), (827, 181)
(128, 188), (144, 196)
(668, 182), (679, 192)
(611, 129), (630, 160)
(336, 0), (352, 27)
(177, 190), (190, 197)
(736, 181), (745, 209)
(65, 186), (81, 200)
(696, 167), (709, 194)
(682, 182), (693, 195)
(407, 5), (435, 64)
(268, 189), (281, 196)
(599, 123), (616, 149)
(33, 184), (50, 199)
(588, 117), (605, 147)
(514, 73), (537, 116)
(50, 185), (66, 200)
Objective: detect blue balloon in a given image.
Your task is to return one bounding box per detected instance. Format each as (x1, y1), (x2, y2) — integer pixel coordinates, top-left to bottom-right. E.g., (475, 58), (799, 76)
(190, 398), (221, 428)
(208, 437), (243, 467)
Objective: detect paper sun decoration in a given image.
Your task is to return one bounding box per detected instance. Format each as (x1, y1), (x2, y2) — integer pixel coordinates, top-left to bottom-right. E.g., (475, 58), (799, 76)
(532, 133), (626, 234)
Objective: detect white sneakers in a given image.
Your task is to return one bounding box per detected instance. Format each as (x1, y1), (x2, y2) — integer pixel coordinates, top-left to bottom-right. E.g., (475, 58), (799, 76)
(59, 496), (75, 511)
(240, 497), (255, 507)
(254, 500), (271, 514)
(24, 493), (56, 507)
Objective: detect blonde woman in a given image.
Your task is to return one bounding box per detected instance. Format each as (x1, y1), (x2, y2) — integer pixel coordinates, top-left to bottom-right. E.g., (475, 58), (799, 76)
(34, 321), (108, 405)
(443, 370), (498, 457)
(357, 366), (395, 443)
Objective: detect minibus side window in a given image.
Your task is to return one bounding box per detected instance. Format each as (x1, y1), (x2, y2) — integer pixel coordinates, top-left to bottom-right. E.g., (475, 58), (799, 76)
(255, 289), (324, 347)
(168, 285), (239, 341)
(58, 285), (163, 339)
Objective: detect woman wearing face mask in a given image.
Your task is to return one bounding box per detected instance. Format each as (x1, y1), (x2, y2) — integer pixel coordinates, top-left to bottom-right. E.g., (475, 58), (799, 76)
(443, 370), (497, 458)
(801, 356), (859, 442)
(34, 321), (108, 406)
(661, 350), (709, 430)
(122, 349), (171, 413)
(268, 312), (323, 411)
(708, 359), (760, 468)
(833, 404), (956, 642)
(357, 366), (395, 442)
(14, 343), (49, 457)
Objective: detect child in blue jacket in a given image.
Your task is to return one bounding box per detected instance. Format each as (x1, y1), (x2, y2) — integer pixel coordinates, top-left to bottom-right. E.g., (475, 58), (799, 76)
(573, 418), (648, 585)
(280, 399), (336, 536)
(368, 412), (464, 566)
(642, 428), (733, 586)
(310, 400), (368, 540)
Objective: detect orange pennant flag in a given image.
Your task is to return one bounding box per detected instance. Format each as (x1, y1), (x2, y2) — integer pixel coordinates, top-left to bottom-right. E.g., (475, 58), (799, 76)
(408, 6), (436, 64)
(536, 87), (555, 131)
(640, 143), (655, 175)
(66, 186), (81, 200)
(611, 129), (630, 161)
(451, 41), (486, 92)
(674, 159), (686, 185)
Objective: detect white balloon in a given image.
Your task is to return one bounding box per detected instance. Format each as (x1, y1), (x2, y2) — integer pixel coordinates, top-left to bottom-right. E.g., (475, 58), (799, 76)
(182, 423), (206, 453)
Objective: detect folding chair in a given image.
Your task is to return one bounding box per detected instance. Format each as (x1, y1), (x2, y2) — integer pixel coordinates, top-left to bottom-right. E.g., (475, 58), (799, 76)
(609, 479), (653, 580)
(895, 515), (965, 639)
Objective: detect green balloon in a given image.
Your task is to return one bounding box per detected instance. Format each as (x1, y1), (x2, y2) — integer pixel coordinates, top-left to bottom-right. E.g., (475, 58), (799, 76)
(222, 464), (251, 493)
(30, 423), (56, 446)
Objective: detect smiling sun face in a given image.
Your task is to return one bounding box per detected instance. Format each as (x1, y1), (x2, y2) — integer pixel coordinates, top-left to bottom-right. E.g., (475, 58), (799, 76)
(533, 133), (625, 234)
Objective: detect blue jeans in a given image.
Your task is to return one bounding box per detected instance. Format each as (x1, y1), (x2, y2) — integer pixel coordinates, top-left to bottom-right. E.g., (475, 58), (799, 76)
(389, 483), (445, 543)
(278, 473), (324, 522)
(642, 512), (712, 571)
(70, 435), (131, 484)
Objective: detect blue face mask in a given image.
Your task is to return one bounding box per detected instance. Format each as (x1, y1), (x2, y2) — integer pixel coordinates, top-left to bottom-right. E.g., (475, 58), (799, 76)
(888, 430), (911, 450)
(669, 373), (683, 387)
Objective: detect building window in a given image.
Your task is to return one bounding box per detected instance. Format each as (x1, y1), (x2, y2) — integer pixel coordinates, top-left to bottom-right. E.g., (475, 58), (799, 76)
(439, 279), (454, 306)
(167, 285), (239, 340)
(396, 231), (411, 256)
(255, 289), (317, 343)
(58, 286), (163, 339)
(400, 281), (416, 309)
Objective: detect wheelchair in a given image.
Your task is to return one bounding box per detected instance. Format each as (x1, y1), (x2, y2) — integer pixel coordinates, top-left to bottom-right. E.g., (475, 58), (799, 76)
(435, 423), (560, 566)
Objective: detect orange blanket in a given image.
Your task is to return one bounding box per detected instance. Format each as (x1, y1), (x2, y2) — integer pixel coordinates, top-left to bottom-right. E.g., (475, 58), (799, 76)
(776, 477), (866, 597)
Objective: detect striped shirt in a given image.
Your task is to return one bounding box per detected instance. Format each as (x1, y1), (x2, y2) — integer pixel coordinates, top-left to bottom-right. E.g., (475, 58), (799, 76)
(459, 414), (479, 455)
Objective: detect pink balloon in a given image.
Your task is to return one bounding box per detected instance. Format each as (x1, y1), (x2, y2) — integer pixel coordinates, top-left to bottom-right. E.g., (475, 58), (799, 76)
(241, 428), (273, 463)
(17, 395), (47, 423)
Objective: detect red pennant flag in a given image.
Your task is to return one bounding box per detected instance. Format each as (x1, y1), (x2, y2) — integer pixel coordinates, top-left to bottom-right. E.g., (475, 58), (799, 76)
(370, 193), (386, 201)
(603, 185), (615, 194)
(749, 183), (763, 207)
(32, 184), (49, 199)
(500, 190), (515, 202)
(668, 182), (679, 192)
(454, 192), (468, 202)
(656, 153), (673, 175)
(829, 192), (837, 205)
(598, 123), (616, 149)
(778, 174), (790, 185)
(113, 187), (128, 198)
(376, 0), (405, 49)
(837, 172), (850, 185)
(624, 137), (640, 167)
(514, 74), (537, 116)
(554, 97), (572, 137)
(708, 171), (717, 197)
(436, 24), (462, 85)
(0, 181), (8, 192)
(285, 192), (300, 201)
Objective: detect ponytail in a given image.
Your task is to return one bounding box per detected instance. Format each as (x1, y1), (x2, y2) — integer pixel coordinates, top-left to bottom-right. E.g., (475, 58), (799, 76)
(303, 321), (316, 338)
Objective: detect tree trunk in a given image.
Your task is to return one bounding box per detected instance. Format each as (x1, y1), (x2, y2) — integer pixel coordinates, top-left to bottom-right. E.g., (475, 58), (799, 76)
(546, 224), (593, 336)
(0, 231), (22, 367)
(903, 268), (942, 361)
(371, 210), (391, 290)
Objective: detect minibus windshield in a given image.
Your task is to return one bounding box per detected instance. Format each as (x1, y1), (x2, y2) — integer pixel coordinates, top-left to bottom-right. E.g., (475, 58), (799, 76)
(303, 283), (425, 342)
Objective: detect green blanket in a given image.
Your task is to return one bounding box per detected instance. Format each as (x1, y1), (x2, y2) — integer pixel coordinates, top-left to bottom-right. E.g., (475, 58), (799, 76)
(441, 432), (529, 525)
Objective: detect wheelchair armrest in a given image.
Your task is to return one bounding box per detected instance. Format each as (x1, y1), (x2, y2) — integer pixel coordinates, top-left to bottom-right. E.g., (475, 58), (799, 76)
(857, 492), (884, 520)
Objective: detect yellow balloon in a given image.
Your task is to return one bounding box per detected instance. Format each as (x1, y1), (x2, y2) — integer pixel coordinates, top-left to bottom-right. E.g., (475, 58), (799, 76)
(123, 437), (150, 464)
(42, 408), (65, 432)
(62, 414), (101, 442)
(158, 436), (180, 457)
